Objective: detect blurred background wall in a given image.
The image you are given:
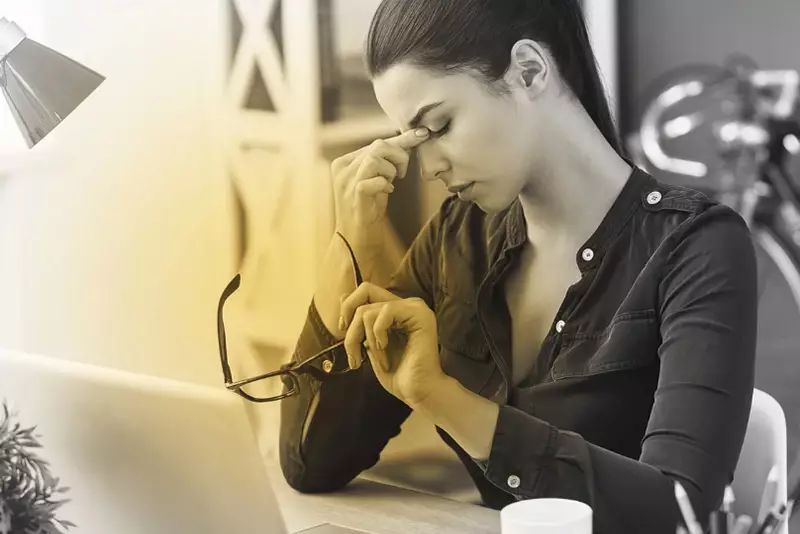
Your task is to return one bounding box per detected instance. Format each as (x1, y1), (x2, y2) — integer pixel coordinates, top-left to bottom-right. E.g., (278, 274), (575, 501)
(619, 0), (800, 136)
(0, 0), (235, 386)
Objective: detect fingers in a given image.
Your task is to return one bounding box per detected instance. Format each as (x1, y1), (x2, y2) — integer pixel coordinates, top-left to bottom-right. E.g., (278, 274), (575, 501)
(353, 156), (399, 196)
(361, 133), (425, 179)
(333, 128), (429, 183)
(387, 127), (431, 151)
(364, 129), (429, 179)
(347, 144), (405, 185)
(357, 153), (400, 182)
(340, 282), (399, 331)
(343, 302), (391, 372)
(373, 303), (396, 350)
(758, 466), (779, 524)
(354, 176), (393, 198)
(362, 307), (390, 373)
(343, 305), (366, 370)
(331, 144), (369, 175)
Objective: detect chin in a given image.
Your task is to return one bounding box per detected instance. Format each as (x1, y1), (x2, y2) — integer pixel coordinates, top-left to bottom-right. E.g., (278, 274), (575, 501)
(471, 192), (516, 214)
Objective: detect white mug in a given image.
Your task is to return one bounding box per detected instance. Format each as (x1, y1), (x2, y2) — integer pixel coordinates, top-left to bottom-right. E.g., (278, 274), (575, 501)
(501, 498), (593, 534)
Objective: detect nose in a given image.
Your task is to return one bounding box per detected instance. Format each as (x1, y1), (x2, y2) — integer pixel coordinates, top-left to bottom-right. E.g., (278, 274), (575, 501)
(415, 143), (449, 182)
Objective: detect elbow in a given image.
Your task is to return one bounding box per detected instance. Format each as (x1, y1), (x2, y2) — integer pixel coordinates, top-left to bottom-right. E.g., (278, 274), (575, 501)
(279, 449), (354, 495)
(278, 433), (357, 495)
(669, 475), (722, 528)
(284, 471), (351, 495)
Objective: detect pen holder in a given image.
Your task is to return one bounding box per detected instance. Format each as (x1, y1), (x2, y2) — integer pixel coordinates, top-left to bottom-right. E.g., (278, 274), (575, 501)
(501, 498), (592, 534)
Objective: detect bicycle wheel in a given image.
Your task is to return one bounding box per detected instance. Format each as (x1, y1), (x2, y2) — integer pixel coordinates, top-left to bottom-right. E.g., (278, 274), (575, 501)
(751, 198), (800, 482)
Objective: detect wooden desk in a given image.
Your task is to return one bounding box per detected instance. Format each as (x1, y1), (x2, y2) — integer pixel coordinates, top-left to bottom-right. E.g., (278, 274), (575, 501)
(266, 463), (501, 534)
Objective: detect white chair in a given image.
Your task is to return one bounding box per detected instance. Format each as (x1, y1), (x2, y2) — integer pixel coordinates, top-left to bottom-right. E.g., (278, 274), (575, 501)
(732, 388), (789, 534)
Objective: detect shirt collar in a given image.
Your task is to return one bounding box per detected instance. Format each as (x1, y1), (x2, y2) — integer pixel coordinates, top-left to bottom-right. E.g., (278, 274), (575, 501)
(502, 162), (656, 272)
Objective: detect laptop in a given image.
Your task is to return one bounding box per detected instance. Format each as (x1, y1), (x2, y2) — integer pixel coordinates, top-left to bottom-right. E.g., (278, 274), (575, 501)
(0, 348), (369, 534)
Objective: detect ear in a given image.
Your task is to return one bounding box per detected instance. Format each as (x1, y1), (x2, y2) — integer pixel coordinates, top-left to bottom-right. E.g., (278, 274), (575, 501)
(505, 39), (549, 97)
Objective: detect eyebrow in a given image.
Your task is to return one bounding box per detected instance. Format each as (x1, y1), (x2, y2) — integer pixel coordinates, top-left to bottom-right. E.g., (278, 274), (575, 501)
(407, 102), (444, 130)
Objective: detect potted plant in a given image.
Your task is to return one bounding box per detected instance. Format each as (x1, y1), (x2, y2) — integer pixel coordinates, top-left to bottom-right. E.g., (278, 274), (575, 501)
(0, 401), (74, 534)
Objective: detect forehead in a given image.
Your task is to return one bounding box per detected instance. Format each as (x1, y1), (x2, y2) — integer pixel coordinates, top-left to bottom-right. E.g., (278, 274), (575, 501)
(372, 62), (490, 127)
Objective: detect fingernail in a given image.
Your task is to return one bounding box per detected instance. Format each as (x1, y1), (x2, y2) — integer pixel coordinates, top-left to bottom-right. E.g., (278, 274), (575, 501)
(385, 184), (395, 193)
(415, 127), (429, 137)
(339, 316), (346, 331)
(375, 337), (384, 351)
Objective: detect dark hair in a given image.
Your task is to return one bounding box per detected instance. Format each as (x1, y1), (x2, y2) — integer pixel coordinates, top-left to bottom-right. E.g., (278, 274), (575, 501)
(366, 0), (627, 159)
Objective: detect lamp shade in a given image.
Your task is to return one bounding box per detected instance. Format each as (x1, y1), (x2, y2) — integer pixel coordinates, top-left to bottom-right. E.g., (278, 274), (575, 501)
(0, 17), (105, 148)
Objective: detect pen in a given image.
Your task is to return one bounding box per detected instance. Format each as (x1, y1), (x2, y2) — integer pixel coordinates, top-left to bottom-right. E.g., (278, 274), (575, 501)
(772, 501), (794, 534)
(788, 473), (800, 514)
(723, 485), (736, 533)
(758, 465), (780, 524)
(709, 510), (730, 534)
(675, 481), (704, 534)
(754, 503), (787, 534)
(723, 485), (735, 513)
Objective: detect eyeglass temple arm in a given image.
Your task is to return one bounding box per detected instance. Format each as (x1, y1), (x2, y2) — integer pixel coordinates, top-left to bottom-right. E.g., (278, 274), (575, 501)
(217, 274), (242, 384)
(335, 231), (364, 287)
(225, 340), (347, 389)
(221, 233), (359, 389)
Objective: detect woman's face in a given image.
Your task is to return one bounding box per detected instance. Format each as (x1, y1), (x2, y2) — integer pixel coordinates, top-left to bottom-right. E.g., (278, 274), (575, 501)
(372, 61), (543, 213)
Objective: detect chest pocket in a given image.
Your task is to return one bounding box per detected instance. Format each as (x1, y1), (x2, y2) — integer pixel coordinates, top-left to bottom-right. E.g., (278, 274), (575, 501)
(550, 310), (659, 381)
(435, 294), (495, 395)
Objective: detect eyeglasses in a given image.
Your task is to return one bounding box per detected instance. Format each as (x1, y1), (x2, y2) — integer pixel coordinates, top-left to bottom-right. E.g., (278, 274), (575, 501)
(216, 232), (365, 403)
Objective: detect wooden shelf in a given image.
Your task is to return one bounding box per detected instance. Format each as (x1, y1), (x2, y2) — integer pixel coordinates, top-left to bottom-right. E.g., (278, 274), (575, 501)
(223, 0), (411, 344)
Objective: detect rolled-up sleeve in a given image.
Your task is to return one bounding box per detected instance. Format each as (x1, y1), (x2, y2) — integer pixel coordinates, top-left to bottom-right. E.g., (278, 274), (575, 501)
(471, 208), (758, 534)
(279, 197), (454, 493)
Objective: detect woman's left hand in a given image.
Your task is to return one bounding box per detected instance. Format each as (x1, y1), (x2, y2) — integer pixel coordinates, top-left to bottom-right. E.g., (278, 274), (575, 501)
(340, 282), (446, 408)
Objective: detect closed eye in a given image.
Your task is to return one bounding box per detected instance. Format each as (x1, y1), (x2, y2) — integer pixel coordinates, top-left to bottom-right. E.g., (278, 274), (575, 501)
(431, 119), (452, 137)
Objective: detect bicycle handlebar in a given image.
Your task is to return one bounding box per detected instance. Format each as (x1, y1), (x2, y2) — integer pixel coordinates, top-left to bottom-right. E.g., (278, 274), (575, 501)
(636, 56), (800, 179)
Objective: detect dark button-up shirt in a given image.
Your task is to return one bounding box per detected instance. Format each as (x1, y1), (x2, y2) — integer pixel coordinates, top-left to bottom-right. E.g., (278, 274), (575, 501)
(279, 165), (758, 534)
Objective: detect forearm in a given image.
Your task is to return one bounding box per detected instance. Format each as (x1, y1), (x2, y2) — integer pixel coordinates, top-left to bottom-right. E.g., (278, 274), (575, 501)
(412, 375), (500, 461)
(280, 300), (412, 493)
(314, 224), (400, 336)
(413, 379), (699, 533)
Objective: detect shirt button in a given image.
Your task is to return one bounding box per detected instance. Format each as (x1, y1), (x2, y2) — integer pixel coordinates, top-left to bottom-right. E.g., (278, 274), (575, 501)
(555, 320), (566, 333)
(507, 475), (521, 488)
(581, 248), (594, 261)
(646, 191), (662, 205)
(322, 359), (334, 373)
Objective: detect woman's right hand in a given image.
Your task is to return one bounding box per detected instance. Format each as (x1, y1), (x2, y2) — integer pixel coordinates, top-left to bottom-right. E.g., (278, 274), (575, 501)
(332, 127), (430, 258)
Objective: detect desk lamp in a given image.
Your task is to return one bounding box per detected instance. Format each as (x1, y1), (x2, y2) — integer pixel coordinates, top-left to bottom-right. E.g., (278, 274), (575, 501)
(0, 17), (104, 148)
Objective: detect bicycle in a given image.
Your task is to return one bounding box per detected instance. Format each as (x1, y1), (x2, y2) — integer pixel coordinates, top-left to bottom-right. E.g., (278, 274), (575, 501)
(626, 54), (800, 314)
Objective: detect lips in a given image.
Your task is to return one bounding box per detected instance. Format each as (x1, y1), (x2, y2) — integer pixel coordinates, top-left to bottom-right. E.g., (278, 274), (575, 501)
(447, 182), (475, 194)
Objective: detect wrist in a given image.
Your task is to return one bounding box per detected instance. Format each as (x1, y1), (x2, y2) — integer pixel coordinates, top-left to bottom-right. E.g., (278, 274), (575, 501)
(410, 373), (460, 418)
(412, 374), (499, 461)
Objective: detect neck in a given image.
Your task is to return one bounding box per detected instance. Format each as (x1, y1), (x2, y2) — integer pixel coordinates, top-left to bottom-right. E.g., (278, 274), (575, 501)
(518, 99), (632, 249)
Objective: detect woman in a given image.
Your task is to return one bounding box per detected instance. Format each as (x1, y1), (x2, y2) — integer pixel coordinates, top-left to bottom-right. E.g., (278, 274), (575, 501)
(279, 1), (758, 532)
